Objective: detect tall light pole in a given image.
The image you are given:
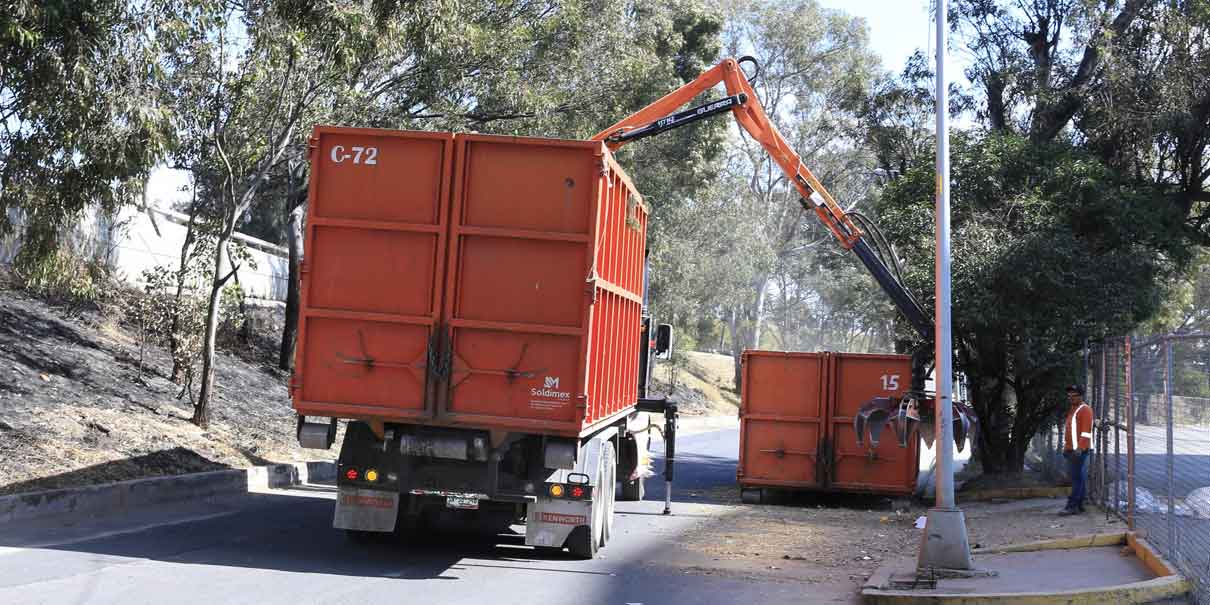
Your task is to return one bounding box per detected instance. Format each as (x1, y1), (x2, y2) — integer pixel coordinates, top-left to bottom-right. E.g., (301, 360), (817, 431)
(917, 0), (973, 572)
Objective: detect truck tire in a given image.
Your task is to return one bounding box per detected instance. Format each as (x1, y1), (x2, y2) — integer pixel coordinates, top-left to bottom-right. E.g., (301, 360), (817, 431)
(569, 443), (610, 559)
(602, 443), (616, 546)
(740, 488), (764, 504)
(617, 434), (645, 501)
(567, 525), (597, 559)
(344, 529), (384, 544)
(620, 477), (645, 501)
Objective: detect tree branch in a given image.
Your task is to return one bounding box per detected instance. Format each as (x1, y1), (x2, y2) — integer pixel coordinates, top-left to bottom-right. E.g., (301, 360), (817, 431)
(1029, 0), (1146, 142)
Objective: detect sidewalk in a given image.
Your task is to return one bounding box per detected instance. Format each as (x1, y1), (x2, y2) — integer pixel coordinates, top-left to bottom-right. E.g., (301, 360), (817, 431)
(862, 531), (1189, 604)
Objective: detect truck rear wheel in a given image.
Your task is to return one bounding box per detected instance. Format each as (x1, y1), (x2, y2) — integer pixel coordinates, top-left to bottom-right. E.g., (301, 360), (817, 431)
(344, 529), (385, 544)
(568, 442), (611, 559)
(617, 433), (645, 502)
(602, 443), (616, 545)
(620, 477), (645, 501)
(566, 525), (597, 559)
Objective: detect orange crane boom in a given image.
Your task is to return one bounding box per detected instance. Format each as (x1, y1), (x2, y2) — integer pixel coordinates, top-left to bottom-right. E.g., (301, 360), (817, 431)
(592, 57), (978, 450)
(591, 56), (932, 345)
(591, 57), (864, 251)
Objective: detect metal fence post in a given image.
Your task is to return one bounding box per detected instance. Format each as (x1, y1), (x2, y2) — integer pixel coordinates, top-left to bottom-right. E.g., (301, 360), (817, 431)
(1164, 337), (1175, 552)
(1113, 339), (1121, 519)
(1099, 344), (1108, 507)
(1125, 336), (1134, 531)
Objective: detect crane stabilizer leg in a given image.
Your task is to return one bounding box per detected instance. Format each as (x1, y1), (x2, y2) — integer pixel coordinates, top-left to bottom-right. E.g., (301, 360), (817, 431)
(636, 397), (678, 515)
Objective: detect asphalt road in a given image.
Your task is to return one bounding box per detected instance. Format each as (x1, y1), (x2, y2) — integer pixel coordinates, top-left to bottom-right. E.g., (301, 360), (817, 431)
(0, 427), (828, 605)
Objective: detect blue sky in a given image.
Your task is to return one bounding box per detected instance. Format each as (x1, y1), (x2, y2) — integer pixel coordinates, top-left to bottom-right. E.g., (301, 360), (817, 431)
(818, 0), (935, 74)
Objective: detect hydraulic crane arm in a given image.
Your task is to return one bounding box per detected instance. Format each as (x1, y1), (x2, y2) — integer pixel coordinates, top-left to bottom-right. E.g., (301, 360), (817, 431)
(591, 57), (932, 342)
(593, 57), (981, 452)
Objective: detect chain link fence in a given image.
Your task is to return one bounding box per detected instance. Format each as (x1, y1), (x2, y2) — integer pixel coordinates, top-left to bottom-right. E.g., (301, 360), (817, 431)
(1080, 335), (1210, 603)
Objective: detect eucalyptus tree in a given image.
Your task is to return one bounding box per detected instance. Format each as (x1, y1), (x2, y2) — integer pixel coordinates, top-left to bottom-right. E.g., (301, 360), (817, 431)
(683, 0), (881, 388)
(850, 0), (1210, 473)
(0, 0), (174, 267)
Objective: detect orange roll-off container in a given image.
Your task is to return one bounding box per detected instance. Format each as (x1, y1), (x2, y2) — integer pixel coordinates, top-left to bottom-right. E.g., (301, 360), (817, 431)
(291, 127), (648, 439)
(738, 350), (920, 497)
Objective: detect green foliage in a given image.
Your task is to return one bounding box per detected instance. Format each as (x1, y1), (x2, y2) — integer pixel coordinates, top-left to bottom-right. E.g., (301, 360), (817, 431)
(12, 247), (115, 306)
(129, 264), (205, 377)
(877, 130), (1193, 471)
(217, 282), (246, 345)
(0, 0), (174, 259)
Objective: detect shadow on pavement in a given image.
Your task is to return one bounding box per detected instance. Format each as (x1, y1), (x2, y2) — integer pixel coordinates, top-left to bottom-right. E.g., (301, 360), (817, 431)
(0, 425), (852, 604)
(0, 485), (622, 582)
(0, 447), (230, 496)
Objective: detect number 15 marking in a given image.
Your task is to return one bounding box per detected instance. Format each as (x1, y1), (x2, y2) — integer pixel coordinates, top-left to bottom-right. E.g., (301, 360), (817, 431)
(880, 374), (900, 391)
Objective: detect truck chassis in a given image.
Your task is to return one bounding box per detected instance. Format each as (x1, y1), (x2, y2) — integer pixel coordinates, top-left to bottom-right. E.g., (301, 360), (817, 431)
(305, 397), (676, 559)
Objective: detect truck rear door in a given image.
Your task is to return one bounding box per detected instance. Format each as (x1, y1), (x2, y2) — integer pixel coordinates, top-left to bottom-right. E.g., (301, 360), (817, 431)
(293, 127), (454, 420)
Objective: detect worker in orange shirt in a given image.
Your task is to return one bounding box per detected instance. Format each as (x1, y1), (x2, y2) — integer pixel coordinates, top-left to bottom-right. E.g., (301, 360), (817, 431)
(1059, 384), (1094, 515)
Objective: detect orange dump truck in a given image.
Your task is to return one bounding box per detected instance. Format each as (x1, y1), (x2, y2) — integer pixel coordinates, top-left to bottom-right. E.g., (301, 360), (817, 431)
(291, 127), (677, 558)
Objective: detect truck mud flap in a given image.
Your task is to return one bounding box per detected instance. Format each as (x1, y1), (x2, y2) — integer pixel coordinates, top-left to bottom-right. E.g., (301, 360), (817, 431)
(525, 497), (592, 548)
(334, 486), (399, 532)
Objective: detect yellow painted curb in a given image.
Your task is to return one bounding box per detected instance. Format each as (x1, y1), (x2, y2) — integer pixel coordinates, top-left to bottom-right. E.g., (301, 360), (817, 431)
(1128, 533), (1180, 578)
(958, 486), (1069, 502)
(970, 532), (1126, 554)
(862, 531), (1190, 604)
(863, 574), (1189, 605)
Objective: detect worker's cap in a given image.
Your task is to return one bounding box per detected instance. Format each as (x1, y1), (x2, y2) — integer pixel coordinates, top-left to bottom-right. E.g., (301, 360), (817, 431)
(1065, 384), (1085, 395)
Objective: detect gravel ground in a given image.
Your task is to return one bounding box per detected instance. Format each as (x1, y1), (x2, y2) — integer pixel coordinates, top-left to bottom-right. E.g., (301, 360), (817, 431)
(663, 491), (1121, 593)
(0, 278), (333, 496)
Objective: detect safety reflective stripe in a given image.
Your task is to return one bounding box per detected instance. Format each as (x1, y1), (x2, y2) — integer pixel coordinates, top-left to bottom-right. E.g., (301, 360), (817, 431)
(1069, 404), (1090, 449)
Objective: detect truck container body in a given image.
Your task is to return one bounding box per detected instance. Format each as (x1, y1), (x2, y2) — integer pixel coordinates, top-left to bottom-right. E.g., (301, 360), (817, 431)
(738, 350), (919, 499)
(292, 128), (648, 438)
(439, 134), (647, 436)
(737, 352), (827, 490)
(293, 128), (454, 422)
(291, 126), (665, 559)
(826, 352), (919, 495)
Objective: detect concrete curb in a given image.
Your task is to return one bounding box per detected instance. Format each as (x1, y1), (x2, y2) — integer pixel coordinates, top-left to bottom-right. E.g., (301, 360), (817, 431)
(0, 461), (335, 524)
(862, 531), (1191, 605)
(957, 486), (1069, 502)
(970, 531), (1126, 554)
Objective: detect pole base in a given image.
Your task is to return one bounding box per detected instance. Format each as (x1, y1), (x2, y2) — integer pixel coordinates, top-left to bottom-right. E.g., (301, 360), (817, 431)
(917, 507), (973, 571)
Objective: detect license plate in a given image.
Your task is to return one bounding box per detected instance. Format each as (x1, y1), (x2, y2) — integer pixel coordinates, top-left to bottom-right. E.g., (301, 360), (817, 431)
(446, 495), (479, 510)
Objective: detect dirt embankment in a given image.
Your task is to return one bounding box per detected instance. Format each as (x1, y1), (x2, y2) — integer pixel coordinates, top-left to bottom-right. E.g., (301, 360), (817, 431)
(650, 351), (740, 417)
(0, 280), (332, 496)
(0, 272), (744, 496)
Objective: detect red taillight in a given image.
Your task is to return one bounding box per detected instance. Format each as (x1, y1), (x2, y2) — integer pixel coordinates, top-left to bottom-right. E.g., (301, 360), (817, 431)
(571, 486), (585, 499)
(345, 468), (359, 481)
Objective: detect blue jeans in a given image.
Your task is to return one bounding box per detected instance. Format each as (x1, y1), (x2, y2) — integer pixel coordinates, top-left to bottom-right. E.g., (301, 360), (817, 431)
(1066, 449), (1090, 510)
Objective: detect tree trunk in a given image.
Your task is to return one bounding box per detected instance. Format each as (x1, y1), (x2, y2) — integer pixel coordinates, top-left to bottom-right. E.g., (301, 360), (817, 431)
(171, 195), (200, 383)
(750, 274), (770, 350)
(971, 375), (1033, 474)
(279, 204), (305, 370)
(192, 229), (233, 429)
(728, 307), (743, 391)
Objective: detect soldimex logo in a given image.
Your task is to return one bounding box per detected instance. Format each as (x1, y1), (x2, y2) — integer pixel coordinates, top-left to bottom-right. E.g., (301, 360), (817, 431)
(531, 376), (571, 401)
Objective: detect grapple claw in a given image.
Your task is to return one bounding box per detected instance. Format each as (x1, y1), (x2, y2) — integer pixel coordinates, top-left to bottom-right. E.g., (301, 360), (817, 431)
(854, 396), (978, 452)
(855, 396), (901, 449)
